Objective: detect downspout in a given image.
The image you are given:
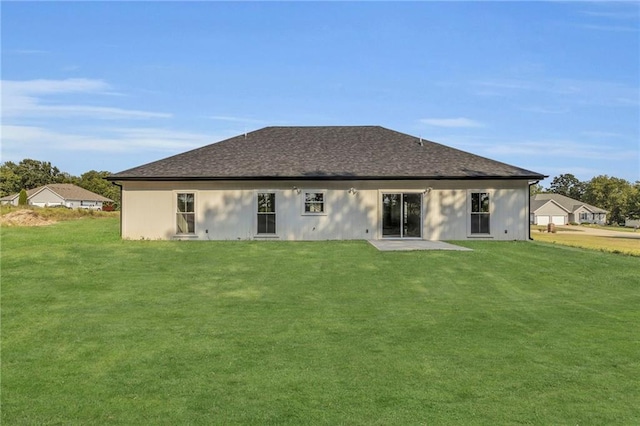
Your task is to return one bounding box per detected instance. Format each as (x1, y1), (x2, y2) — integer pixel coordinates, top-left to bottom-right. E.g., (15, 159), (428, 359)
(111, 181), (123, 238)
(528, 180), (540, 241)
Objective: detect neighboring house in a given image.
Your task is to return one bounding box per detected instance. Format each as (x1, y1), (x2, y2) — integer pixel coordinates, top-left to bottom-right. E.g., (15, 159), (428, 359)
(625, 218), (640, 229)
(108, 126), (546, 241)
(0, 183), (113, 210)
(530, 193), (608, 225)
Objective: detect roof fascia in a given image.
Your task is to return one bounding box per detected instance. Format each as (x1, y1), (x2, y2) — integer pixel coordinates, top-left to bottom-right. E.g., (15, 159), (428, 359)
(108, 174), (545, 182)
(549, 199), (572, 213)
(534, 198), (571, 213)
(578, 204), (607, 214)
(576, 204), (594, 213)
(27, 186), (52, 200)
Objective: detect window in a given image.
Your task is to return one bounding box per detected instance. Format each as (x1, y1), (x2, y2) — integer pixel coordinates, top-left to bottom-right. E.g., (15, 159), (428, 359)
(304, 192), (325, 214)
(580, 212), (589, 221)
(177, 193), (195, 234)
(470, 192), (490, 234)
(257, 192), (276, 234)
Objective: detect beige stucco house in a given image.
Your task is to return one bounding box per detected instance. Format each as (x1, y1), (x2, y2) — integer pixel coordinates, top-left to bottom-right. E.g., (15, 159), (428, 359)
(108, 126), (546, 241)
(530, 193), (608, 225)
(0, 183), (112, 210)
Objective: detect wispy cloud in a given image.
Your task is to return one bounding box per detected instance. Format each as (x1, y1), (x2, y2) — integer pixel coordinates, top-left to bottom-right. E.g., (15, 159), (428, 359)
(576, 3), (639, 32)
(474, 78), (639, 107)
(519, 106), (569, 114)
(1, 78), (171, 119)
(420, 117), (485, 128)
(580, 10), (640, 20)
(5, 49), (49, 55)
(478, 139), (635, 162)
(3, 78), (110, 95)
(578, 24), (638, 32)
(207, 115), (268, 124)
(1, 125), (213, 154)
(581, 130), (627, 139)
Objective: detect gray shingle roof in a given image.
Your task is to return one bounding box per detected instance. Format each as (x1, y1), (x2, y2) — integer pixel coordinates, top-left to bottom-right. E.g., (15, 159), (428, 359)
(531, 193), (608, 214)
(1, 184), (113, 202)
(41, 184), (113, 202)
(109, 126), (546, 181)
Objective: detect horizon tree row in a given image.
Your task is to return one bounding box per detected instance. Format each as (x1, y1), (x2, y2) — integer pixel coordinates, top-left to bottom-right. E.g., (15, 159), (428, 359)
(530, 173), (640, 224)
(1, 159), (638, 223)
(0, 159), (121, 208)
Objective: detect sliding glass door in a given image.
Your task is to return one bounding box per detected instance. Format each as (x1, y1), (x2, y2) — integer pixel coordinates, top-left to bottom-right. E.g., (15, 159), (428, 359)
(382, 193), (422, 238)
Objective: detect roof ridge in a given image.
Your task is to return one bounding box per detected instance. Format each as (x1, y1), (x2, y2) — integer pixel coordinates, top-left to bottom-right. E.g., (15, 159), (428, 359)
(265, 125), (381, 128)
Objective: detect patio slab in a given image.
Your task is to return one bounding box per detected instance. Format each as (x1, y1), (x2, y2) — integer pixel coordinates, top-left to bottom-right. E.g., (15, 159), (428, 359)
(368, 240), (473, 251)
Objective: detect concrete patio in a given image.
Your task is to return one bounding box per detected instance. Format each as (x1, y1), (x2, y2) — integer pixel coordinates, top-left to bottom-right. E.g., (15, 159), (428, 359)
(368, 240), (473, 252)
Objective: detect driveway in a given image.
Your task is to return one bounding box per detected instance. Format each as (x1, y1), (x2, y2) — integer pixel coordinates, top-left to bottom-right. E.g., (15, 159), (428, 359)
(558, 226), (640, 239)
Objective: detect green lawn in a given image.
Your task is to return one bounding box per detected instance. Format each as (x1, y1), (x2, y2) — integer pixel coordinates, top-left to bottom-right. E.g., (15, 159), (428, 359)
(2, 218), (639, 424)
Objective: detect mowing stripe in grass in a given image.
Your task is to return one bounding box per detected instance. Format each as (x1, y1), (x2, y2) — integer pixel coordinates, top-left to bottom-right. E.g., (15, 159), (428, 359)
(2, 218), (639, 424)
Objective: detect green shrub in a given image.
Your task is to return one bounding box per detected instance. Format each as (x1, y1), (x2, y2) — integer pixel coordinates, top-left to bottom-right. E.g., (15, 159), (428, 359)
(18, 189), (27, 206)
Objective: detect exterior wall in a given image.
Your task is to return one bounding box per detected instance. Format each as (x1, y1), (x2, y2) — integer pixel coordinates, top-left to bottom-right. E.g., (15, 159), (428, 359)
(28, 189), (104, 209)
(572, 206), (606, 225)
(533, 202), (567, 225)
(118, 179), (531, 241)
(67, 200), (105, 210)
(625, 219), (640, 228)
(29, 188), (65, 207)
(1, 198), (18, 206)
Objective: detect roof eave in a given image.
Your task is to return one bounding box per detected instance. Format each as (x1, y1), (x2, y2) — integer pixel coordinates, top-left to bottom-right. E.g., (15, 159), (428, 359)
(108, 174), (546, 182)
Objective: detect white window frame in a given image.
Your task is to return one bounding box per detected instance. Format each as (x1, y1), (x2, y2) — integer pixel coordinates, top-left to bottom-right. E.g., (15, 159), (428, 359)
(468, 190), (491, 236)
(176, 192), (196, 235)
(256, 191), (277, 235)
(302, 190), (327, 216)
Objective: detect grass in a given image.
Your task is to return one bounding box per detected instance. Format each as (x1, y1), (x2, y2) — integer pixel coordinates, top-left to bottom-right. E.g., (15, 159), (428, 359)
(531, 225), (640, 256)
(2, 218), (639, 424)
(0, 205), (119, 223)
(581, 224), (637, 233)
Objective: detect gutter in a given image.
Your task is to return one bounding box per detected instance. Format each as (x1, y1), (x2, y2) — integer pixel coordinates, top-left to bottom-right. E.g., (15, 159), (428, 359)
(111, 181), (123, 238)
(107, 174), (547, 182)
(528, 180), (541, 241)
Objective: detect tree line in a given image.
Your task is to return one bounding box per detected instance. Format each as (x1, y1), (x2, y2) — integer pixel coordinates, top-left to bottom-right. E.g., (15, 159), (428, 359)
(2, 159), (638, 224)
(531, 174), (640, 225)
(0, 159), (120, 208)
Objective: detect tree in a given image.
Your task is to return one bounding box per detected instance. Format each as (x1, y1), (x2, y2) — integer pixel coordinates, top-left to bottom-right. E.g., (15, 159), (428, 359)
(78, 170), (121, 208)
(0, 159), (65, 196)
(626, 181), (640, 220)
(583, 175), (634, 225)
(530, 183), (544, 196)
(548, 174), (585, 200)
(0, 159), (121, 210)
(0, 162), (22, 197)
(18, 189), (28, 206)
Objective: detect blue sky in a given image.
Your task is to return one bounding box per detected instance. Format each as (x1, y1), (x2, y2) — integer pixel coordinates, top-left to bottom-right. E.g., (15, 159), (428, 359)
(2, 1), (639, 184)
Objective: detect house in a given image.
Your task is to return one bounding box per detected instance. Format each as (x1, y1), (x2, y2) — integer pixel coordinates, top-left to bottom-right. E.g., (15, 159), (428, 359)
(108, 126), (546, 241)
(0, 183), (113, 210)
(625, 218), (640, 229)
(530, 193), (608, 225)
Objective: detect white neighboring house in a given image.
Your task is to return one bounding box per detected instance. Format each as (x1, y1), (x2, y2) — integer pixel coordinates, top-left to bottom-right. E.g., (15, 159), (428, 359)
(0, 183), (113, 210)
(108, 126), (547, 241)
(530, 193), (608, 225)
(625, 218), (640, 229)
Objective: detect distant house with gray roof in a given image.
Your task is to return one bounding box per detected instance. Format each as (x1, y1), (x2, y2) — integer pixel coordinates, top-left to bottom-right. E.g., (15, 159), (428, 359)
(530, 193), (607, 225)
(109, 126), (546, 241)
(0, 183), (113, 210)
